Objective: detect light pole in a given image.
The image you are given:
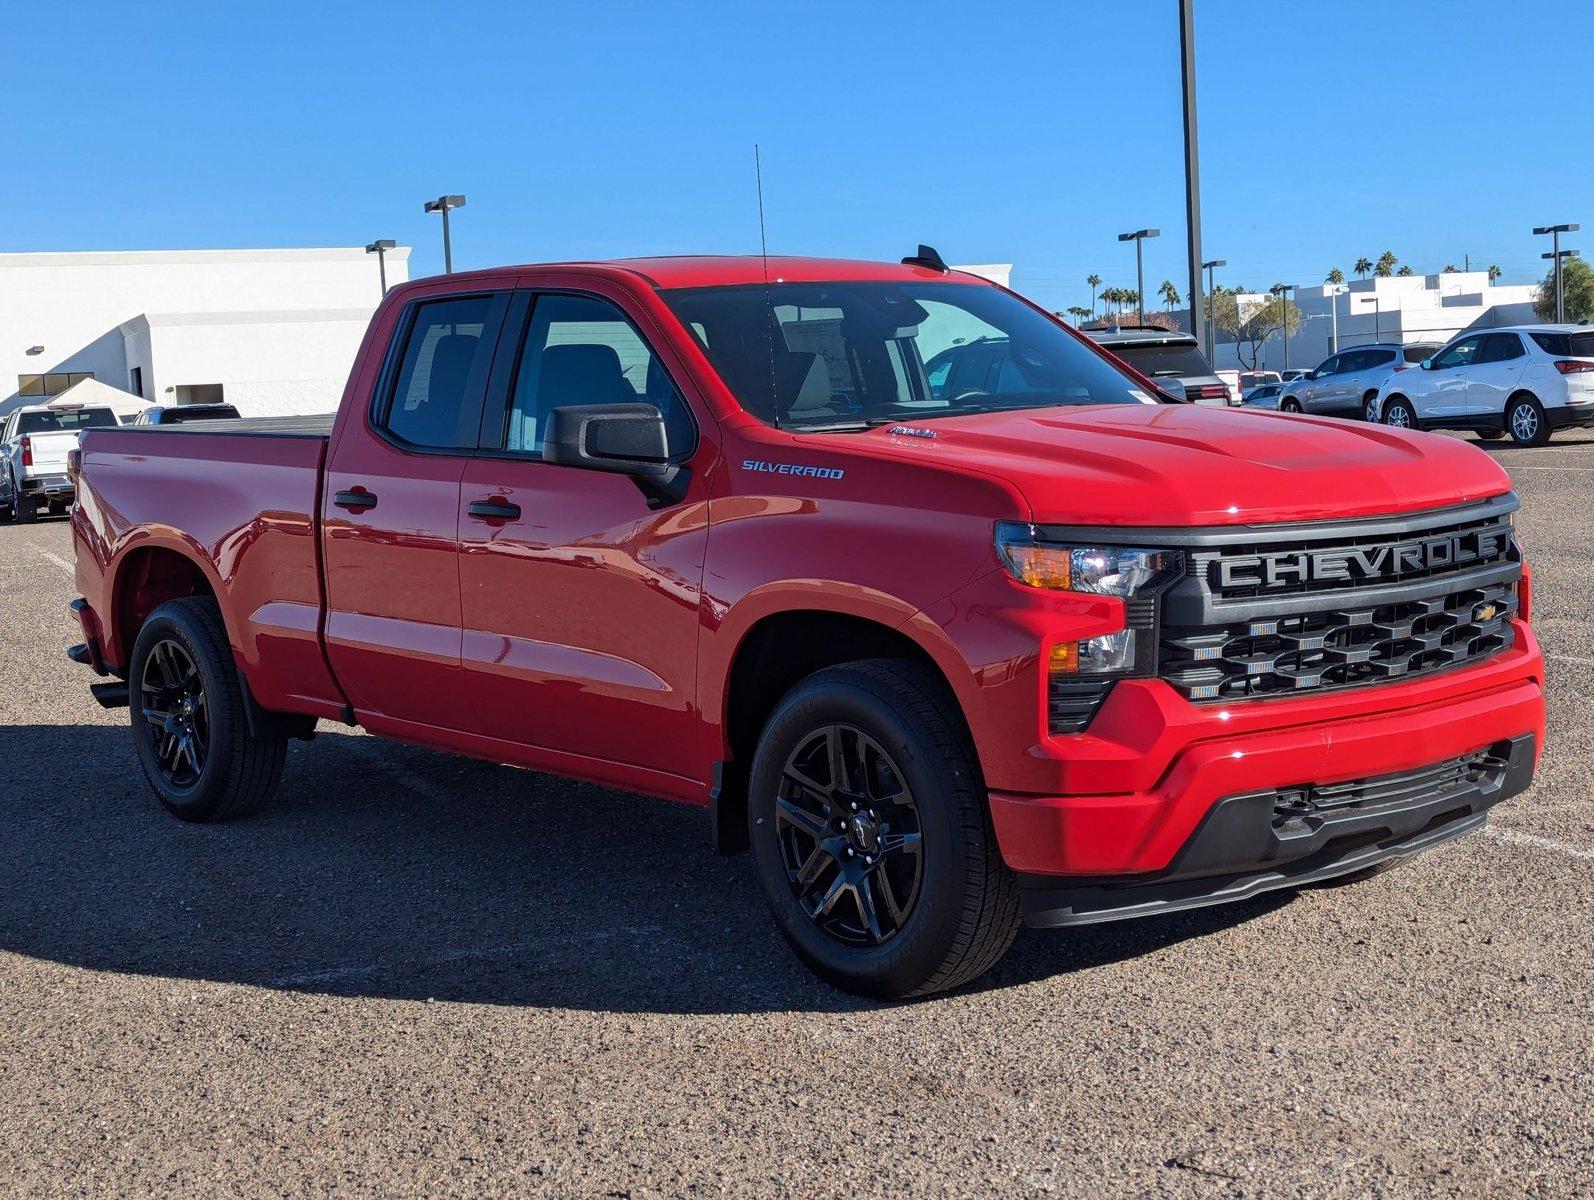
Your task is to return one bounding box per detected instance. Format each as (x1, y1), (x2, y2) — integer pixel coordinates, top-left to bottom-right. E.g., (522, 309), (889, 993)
(1325, 282), (1349, 354)
(365, 239), (396, 295)
(1118, 228), (1160, 324)
(424, 194), (467, 274)
(1533, 224), (1579, 322)
(1180, 0), (1204, 354)
(1201, 257), (1225, 361)
(1271, 284), (1296, 372)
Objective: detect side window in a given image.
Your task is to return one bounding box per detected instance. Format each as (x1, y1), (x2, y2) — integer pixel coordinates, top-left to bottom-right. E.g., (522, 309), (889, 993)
(1480, 333), (1524, 363)
(505, 294), (694, 459)
(1314, 355), (1340, 378)
(1338, 352), (1368, 374)
(383, 295), (503, 449)
(1367, 348), (1397, 369)
(925, 355), (954, 399)
(1433, 337), (1482, 370)
(948, 344), (995, 397)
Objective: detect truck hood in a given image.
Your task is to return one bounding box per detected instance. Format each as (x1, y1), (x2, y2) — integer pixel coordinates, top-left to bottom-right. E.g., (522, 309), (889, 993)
(855, 404), (1513, 526)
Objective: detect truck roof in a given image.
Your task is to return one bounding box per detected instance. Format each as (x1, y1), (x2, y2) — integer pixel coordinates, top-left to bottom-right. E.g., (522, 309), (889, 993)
(418, 256), (988, 291)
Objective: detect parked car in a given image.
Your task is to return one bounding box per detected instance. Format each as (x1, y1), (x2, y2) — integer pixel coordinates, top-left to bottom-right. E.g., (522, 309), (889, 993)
(1279, 368), (1311, 384)
(129, 403), (243, 425)
(66, 254), (1544, 999)
(1374, 326), (1594, 446)
(1085, 326), (1233, 405)
(1282, 343), (1443, 420)
(1242, 382), (1286, 409)
(1, 401), (120, 521)
(1237, 370), (1281, 393)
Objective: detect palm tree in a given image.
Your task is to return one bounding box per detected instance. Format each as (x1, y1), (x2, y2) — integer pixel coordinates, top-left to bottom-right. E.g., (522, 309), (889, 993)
(1326, 267), (1345, 285)
(1488, 265), (1503, 283)
(1065, 305), (1091, 325)
(1087, 274), (1102, 316)
(1442, 264), (1459, 273)
(1375, 251), (1398, 278)
(1353, 257), (1372, 279)
(1158, 279), (1181, 310)
(1396, 265), (1414, 277)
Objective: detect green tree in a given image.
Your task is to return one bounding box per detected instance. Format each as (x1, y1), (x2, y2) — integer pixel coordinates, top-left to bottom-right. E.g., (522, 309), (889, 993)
(1532, 254), (1594, 322)
(1326, 267), (1345, 285)
(1375, 251), (1398, 278)
(1213, 290), (1303, 371)
(1396, 265), (1415, 277)
(1488, 264), (1503, 283)
(1064, 305), (1092, 324)
(1158, 279), (1180, 310)
(1442, 264), (1459, 273)
(1353, 257), (1373, 278)
(1087, 274), (1102, 316)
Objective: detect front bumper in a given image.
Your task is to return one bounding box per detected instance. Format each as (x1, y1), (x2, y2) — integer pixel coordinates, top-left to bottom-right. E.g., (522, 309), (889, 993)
(1019, 733), (1534, 926)
(985, 628), (1543, 886)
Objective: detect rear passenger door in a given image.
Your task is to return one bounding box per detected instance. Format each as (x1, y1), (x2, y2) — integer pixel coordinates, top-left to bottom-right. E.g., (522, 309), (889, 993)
(1346, 348), (1396, 414)
(1466, 333), (1527, 418)
(322, 288), (510, 732)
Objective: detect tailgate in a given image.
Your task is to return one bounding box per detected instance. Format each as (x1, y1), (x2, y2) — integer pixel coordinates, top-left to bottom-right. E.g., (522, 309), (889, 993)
(20, 431), (78, 475)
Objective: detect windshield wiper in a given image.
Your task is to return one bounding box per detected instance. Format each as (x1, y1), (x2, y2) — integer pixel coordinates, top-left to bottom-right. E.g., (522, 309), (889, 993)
(863, 406), (992, 426)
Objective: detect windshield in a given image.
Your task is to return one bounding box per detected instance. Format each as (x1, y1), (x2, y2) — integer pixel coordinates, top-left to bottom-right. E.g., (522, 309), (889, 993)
(661, 281), (1156, 429)
(1106, 342), (1214, 378)
(16, 407), (119, 434)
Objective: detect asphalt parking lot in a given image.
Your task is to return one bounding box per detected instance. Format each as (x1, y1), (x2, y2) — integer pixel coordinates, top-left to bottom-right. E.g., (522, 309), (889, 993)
(1, 433), (1590, 1199)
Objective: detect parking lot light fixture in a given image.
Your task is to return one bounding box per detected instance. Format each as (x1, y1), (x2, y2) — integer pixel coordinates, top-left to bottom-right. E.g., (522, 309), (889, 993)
(1119, 229), (1160, 323)
(365, 239), (397, 295)
(1325, 282), (1349, 354)
(1533, 223), (1580, 322)
(424, 194), (468, 274)
(1201, 258), (1225, 360)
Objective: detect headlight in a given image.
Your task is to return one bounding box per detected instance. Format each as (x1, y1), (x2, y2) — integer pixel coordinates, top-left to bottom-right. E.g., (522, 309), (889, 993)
(995, 526), (1183, 732)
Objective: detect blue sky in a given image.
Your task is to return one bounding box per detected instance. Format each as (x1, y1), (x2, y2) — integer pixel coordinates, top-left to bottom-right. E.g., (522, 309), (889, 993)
(3, 1), (1586, 313)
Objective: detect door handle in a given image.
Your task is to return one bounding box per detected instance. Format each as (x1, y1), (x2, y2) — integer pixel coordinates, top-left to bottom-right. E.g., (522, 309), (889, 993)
(334, 488), (378, 511)
(467, 498), (521, 521)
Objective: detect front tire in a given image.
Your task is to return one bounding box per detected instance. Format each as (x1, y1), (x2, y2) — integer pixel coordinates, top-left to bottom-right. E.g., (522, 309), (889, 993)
(129, 596), (287, 821)
(747, 659), (1019, 999)
(1383, 397), (1417, 430)
(1280, 397), (1303, 413)
(1506, 395), (1550, 447)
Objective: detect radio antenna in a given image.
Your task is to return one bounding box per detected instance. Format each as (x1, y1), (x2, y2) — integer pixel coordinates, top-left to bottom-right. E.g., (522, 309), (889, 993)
(756, 143), (780, 428)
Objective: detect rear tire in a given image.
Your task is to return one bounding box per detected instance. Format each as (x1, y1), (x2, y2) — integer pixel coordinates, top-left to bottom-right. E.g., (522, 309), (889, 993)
(1506, 394), (1550, 447)
(1362, 394), (1379, 422)
(1475, 429), (1505, 442)
(129, 596), (287, 822)
(15, 493), (37, 523)
(747, 659), (1019, 999)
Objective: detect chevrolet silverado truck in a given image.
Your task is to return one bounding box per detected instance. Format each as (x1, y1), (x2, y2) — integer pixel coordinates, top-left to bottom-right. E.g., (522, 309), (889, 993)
(66, 253), (1545, 999)
(3, 401), (120, 521)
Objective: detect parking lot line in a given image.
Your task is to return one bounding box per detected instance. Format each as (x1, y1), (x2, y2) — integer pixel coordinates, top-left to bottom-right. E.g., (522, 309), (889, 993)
(29, 544), (74, 574)
(1547, 654), (1594, 667)
(1480, 826), (1594, 861)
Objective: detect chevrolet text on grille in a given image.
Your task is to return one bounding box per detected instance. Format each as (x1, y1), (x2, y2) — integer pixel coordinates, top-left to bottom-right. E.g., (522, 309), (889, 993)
(1216, 526), (1512, 590)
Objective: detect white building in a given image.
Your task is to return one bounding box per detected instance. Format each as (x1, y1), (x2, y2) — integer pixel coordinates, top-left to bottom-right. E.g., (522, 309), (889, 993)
(1214, 271), (1540, 373)
(0, 247), (410, 419)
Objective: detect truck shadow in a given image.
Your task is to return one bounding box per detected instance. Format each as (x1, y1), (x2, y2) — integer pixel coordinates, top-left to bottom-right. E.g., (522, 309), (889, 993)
(0, 722), (1286, 1014)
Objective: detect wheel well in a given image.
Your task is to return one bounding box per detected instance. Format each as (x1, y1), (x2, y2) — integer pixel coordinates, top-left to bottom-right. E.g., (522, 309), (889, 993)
(1507, 389), (1541, 408)
(1362, 388), (1380, 403)
(113, 547), (216, 665)
(712, 610), (954, 855)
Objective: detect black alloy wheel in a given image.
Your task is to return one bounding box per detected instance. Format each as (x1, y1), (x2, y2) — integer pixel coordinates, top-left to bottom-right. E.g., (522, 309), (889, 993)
(775, 723), (924, 947)
(140, 637), (209, 789)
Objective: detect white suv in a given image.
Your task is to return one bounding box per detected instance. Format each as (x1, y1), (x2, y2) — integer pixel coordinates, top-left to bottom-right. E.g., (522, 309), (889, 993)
(1374, 326), (1594, 446)
(1281, 342), (1440, 420)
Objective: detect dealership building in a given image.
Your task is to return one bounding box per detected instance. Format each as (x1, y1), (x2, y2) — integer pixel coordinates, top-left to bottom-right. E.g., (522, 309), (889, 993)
(0, 247), (410, 420)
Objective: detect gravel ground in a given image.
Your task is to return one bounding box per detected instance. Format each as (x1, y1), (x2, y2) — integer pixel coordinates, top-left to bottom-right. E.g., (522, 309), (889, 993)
(1, 433), (1590, 1198)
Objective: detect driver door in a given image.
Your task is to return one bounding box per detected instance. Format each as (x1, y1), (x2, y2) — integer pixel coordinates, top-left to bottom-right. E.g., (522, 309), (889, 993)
(1421, 335), (1482, 418)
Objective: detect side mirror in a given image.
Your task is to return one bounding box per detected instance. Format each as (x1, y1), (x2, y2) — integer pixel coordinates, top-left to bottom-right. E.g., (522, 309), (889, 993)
(1420, 358), (1433, 370)
(542, 402), (688, 506)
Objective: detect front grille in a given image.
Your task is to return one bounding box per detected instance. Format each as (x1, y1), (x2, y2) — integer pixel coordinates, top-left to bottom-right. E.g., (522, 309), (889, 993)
(1271, 746), (1511, 826)
(1154, 499), (1521, 702)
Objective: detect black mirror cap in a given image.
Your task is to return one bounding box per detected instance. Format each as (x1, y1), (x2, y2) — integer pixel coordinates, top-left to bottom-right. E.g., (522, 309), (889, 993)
(542, 403), (672, 477)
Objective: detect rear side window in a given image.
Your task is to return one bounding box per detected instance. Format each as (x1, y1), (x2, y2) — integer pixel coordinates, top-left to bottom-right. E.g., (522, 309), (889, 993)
(1402, 345), (1436, 364)
(503, 294), (694, 458)
(383, 295), (505, 449)
(1529, 331), (1594, 357)
(1366, 348), (1397, 368)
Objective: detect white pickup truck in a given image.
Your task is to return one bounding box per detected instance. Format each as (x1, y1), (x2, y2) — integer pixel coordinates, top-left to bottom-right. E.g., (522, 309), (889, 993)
(1, 402), (121, 522)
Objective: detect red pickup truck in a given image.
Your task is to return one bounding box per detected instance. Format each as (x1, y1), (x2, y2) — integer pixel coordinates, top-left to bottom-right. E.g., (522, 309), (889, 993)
(67, 253), (1545, 998)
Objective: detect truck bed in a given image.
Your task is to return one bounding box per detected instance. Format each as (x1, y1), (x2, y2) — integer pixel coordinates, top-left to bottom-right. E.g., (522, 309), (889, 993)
(74, 418), (343, 718)
(122, 413), (336, 438)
